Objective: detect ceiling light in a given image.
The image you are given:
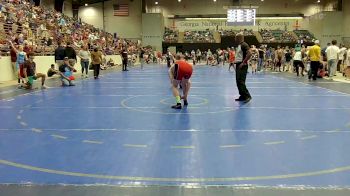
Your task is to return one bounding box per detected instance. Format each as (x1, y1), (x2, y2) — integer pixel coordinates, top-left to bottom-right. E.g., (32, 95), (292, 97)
(155, 1), (158, 4)
(84, 3), (88, 6)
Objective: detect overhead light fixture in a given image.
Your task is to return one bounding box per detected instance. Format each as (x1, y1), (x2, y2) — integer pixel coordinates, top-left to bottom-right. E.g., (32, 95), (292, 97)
(178, 0), (181, 2)
(213, 0), (217, 2)
(317, 0), (320, 3)
(84, 3), (88, 6)
(155, 1), (158, 4)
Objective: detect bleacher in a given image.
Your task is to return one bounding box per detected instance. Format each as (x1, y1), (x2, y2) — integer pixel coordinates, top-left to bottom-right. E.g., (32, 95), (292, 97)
(0, 0), (138, 57)
(163, 27), (179, 43)
(183, 30), (215, 43)
(258, 29), (297, 43)
(294, 30), (316, 43)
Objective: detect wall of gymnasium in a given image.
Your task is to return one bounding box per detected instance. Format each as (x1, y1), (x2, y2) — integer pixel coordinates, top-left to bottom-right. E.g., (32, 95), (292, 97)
(343, 0), (350, 45)
(142, 13), (164, 51)
(307, 11), (343, 47)
(148, 0), (327, 17)
(78, 3), (104, 29)
(63, 0), (73, 17)
(148, 0), (339, 35)
(40, 0), (54, 9)
(40, 0), (73, 17)
(78, 0), (142, 39)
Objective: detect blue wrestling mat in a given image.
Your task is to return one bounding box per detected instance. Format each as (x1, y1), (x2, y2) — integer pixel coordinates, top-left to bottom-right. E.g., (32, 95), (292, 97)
(0, 65), (350, 188)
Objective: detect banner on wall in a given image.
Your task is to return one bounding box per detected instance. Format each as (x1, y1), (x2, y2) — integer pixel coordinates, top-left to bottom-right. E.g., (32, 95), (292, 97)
(171, 19), (305, 31)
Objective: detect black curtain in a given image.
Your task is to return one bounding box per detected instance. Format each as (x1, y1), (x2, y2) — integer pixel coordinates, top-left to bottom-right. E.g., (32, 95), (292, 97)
(33, 0), (40, 6)
(54, 0), (64, 12)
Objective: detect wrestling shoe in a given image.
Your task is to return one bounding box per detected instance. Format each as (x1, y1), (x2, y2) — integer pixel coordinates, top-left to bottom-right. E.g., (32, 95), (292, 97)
(171, 103), (182, 109)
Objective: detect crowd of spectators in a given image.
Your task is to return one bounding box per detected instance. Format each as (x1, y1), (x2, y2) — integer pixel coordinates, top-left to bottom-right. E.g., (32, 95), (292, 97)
(273, 30), (297, 43)
(259, 29), (275, 42)
(259, 29), (298, 43)
(162, 28), (315, 44)
(211, 29), (255, 37)
(294, 30), (315, 43)
(0, 0), (140, 57)
(219, 29), (236, 36)
(163, 27), (178, 43)
(183, 30), (215, 43)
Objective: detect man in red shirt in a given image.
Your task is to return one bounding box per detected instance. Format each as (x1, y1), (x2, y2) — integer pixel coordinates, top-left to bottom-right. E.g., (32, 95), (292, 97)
(228, 47), (235, 71)
(23, 42), (33, 58)
(10, 45), (18, 81)
(168, 55), (193, 109)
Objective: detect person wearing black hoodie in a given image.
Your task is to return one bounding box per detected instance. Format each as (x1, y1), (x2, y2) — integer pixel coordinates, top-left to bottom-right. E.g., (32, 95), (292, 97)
(65, 42), (77, 67)
(54, 41), (65, 69)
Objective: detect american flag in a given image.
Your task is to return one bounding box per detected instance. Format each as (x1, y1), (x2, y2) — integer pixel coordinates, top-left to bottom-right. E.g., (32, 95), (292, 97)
(113, 4), (129, 16)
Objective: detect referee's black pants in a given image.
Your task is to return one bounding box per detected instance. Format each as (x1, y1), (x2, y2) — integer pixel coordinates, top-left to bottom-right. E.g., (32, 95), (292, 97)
(235, 63), (251, 99)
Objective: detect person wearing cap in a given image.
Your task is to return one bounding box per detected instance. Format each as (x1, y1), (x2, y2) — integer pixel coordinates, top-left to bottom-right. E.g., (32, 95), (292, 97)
(21, 53), (48, 89)
(234, 33), (252, 103)
(308, 40), (321, 80)
(168, 54), (193, 109)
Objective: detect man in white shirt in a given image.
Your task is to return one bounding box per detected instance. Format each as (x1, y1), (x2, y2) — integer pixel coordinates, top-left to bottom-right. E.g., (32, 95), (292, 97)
(293, 48), (304, 77)
(338, 44), (347, 75)
(325, 40), (340, 78)
(206, 49), (212, 65)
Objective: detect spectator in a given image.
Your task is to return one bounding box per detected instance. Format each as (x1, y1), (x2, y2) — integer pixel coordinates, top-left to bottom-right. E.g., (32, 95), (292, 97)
(78, 45), (90, 78)
(91, 47), (103, 79)
(23, 42), (32, 57)
(338, 44), (347, 75)
(345, 48), (350, 80)
(9, 41), (26, 87)
(121, 48), (128, 71)
(59, 57), (76, 86)
(10, 45), (18, 81)
(21, 53), (47, 89)
(308, 40), (322, 81)
(284, 49), (293, 72)
(47, 64), (60, 77)
(250, 45), (259, 74)
(326, 40), (340, 79)
(64, 42), (77, 67)
(55, 41), (65, 68)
